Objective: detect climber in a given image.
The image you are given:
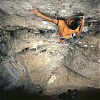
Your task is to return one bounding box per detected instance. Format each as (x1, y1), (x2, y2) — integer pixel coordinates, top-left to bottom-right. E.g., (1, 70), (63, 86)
(32, 8), (85, 43)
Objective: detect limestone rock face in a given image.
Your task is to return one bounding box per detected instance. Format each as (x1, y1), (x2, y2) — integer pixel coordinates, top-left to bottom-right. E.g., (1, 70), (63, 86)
(0, 0), (100, 96)
(0, 0), (100, 28)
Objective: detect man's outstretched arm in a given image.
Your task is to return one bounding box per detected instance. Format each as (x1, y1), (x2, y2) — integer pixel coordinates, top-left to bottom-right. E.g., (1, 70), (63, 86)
(76, 17), (85, 36)
(32, 8), (58, 24)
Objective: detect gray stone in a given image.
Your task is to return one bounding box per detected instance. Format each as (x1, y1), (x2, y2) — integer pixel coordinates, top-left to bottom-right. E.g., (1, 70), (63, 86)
(0, 0), (100, 96)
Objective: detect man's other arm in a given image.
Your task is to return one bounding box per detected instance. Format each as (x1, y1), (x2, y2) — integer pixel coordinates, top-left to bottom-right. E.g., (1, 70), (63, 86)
(76, 17), (85, 36)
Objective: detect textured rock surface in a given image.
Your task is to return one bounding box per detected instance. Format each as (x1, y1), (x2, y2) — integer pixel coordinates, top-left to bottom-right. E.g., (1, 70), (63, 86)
(0, 0), (100, 28)
(0, 0), (100, 98)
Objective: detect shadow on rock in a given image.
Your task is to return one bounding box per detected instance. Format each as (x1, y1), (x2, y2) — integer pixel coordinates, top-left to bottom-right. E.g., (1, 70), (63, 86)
(58, 88), (100, 100)
(0, 85), (100, 100)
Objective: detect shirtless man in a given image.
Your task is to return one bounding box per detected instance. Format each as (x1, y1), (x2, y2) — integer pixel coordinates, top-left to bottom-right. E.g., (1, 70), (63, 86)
(32, 8), (85, 42)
